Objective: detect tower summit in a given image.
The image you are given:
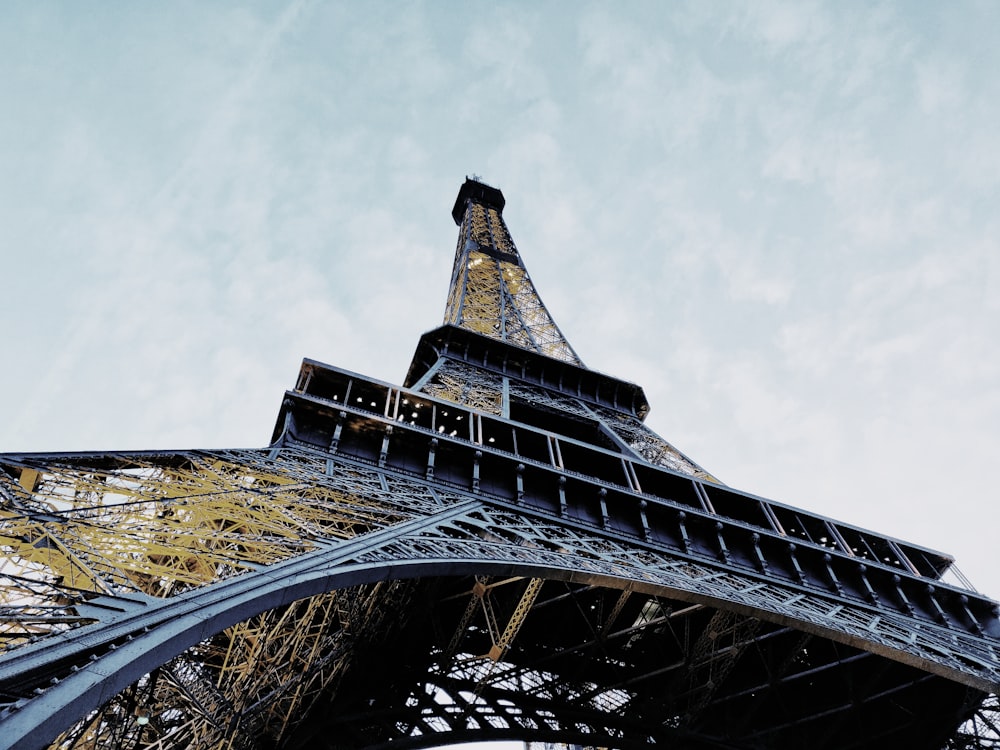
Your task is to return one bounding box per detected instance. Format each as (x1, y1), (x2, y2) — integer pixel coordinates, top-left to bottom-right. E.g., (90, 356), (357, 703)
(445, 177), (581, 364)
(0, 179), (998, 749)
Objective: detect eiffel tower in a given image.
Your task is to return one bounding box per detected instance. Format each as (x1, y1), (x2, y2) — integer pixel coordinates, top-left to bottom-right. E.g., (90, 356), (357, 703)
(1, 178), (998, 750)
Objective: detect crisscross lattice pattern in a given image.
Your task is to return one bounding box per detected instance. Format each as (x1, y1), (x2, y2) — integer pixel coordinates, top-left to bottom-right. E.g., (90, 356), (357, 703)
(444, 200), (581, 365)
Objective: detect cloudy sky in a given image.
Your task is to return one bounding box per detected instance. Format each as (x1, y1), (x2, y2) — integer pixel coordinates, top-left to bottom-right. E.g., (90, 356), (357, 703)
(1, 0), (998, 621)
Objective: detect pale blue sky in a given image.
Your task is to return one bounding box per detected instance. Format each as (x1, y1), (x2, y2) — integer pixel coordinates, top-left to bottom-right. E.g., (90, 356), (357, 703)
(1, 0), (998, 616)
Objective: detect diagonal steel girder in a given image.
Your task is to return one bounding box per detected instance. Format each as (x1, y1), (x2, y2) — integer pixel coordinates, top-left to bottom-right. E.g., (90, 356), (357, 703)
(0, 500), (487, 750)
(2, 476), (1000, 749)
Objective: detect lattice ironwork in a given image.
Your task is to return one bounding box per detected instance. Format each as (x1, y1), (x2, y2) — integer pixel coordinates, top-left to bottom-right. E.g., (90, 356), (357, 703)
(0, 177), (997, 750)
(0, 448), (428, 637)
(445, 181), (581, 365)
(45, 581), (416, 750)
(949, 694), (1000, 748)
(416, 359), (505, 416)
(590, 404), (717, 482)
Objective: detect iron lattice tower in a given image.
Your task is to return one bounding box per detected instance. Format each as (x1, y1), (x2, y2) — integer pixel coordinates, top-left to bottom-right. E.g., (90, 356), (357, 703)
(1, 179), (999, 750)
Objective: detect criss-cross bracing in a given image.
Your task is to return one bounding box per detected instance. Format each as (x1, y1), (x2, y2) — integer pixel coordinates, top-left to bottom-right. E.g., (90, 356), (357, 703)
(1, 179), (998, 750)
(443, 180), (581, 366)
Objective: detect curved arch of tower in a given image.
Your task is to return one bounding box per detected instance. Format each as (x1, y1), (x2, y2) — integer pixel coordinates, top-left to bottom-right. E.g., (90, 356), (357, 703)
(1, 178), (998, 750)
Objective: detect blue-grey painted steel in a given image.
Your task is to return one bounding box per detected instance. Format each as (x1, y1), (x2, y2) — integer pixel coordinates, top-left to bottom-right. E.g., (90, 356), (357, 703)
(2, 466), (999, 749)
(2, 178), (997, 749)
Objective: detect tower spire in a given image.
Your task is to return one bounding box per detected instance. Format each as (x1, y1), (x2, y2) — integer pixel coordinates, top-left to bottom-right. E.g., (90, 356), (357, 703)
(406, 178), (713, 481)
(444, 177), (582, 365)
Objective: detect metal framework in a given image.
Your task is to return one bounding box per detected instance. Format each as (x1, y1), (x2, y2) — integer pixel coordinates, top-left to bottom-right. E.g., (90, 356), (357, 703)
(0, 177), (998, 749)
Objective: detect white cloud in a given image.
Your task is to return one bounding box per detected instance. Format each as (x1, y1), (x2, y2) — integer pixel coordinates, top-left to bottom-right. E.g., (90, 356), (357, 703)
(743, 0), (831, 52)
(915, 57), (966, 114)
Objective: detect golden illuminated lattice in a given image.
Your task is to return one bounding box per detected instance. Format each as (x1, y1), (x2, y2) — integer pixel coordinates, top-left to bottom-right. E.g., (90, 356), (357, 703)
(445, 202), (581, 365)
(418, 360), (504, 416)
(0, 449), (426, 651)
(48, 580), (417, 750)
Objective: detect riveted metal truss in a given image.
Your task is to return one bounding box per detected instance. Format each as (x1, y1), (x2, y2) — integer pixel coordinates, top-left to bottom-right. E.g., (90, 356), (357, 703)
(414, 359), (505, 416)
(445, 188), (581, 365)
(949, 694), (1000, 748)
(0, 447), (433, 650)
(505, 381), (717, 483)
(1, 432), (998, 749)
(1, 177), (998, 750)
(410, 360), (718, 483)
(589, 404), (718, 483)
